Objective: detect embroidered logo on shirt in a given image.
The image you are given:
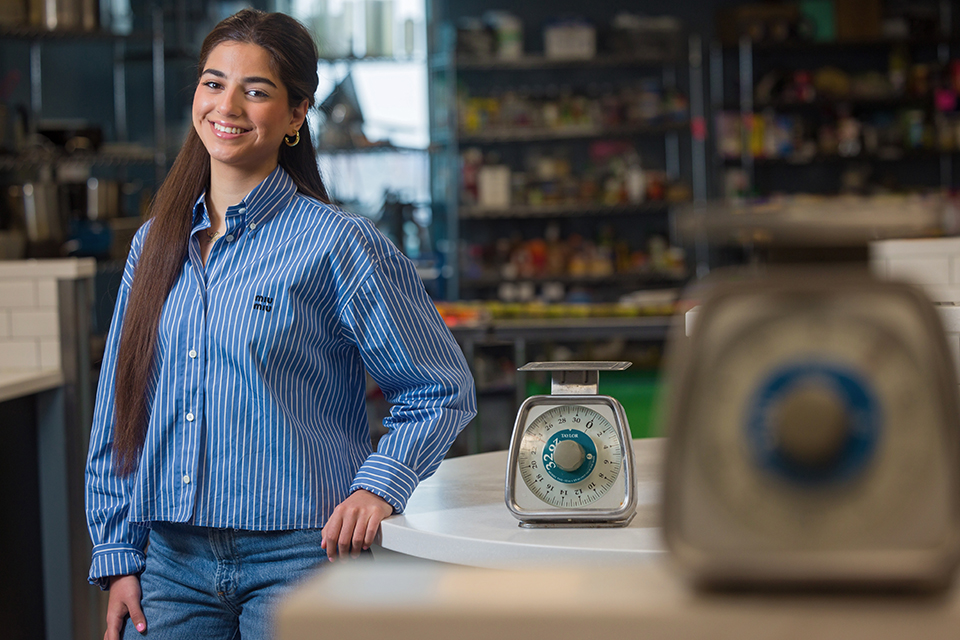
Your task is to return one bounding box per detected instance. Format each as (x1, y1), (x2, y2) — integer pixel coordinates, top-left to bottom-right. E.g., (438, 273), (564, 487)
(253, 295), (273, 312)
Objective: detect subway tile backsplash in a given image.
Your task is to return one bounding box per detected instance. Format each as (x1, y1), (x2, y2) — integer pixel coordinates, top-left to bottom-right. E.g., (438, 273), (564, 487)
(871, 237), (960, 382)
(0, 276), (59, 370)
(0, 280), (38, 307)
(871, 237), (960, 304)
(11, 309), (59, 338)
(0, 259), (94, 373)
(0, 340), (40, 368)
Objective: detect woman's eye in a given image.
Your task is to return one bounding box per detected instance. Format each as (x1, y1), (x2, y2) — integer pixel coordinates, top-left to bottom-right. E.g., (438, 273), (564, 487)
(202, 81), (222, 90)
(247, 89), (268, 98)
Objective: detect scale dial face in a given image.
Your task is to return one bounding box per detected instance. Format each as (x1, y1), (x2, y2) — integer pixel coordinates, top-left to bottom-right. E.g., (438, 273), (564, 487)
(690, 309), (939, 545)
(517, 404), (623, 508)
(506, 394), (637, 526)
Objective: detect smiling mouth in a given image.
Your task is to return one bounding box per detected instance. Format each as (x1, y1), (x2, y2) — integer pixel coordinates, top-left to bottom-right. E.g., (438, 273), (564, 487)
(212, 122), (250, 135)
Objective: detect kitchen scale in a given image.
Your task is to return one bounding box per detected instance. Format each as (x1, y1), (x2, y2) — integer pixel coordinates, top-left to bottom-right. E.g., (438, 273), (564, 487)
(505, 361), (637, 528)
(661, 268), (960, 589)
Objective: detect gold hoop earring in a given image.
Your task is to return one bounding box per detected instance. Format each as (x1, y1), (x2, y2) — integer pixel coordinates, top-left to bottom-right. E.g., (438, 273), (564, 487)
(284, 130), (300, 147)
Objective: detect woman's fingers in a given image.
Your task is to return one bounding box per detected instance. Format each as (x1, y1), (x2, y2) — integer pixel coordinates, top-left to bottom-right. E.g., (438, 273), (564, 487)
(104, 575), (145, 638)
(321, 489), (394, 561)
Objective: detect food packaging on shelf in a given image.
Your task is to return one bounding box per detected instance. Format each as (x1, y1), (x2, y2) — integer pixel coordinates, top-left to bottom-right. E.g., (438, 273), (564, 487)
(543, 19), (596, 60)
(608, 13), (682, 59)
(484, 11), (523, 60)
(477, 165), (511, 209)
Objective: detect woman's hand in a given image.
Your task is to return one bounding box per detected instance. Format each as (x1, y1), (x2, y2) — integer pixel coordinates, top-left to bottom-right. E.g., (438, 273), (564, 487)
(321, 489), (394, 561)
(104, 574), (146, 639)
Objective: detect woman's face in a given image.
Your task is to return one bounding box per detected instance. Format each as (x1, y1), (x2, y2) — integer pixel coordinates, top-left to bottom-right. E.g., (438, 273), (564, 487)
(193, 41), (307, 179)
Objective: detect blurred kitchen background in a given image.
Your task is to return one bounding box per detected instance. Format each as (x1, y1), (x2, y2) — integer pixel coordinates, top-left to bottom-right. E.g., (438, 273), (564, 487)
(4, 1), (960, 638)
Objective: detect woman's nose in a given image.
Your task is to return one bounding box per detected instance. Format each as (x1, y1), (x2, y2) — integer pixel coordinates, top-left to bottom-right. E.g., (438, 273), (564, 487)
(216, 87), (242, 115)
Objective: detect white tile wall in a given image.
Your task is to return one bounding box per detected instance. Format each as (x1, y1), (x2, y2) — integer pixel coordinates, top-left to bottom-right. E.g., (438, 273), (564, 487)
(871, 237), (960, 384)
(11, 309), (59, 338)
(39, 339), (60, 370)
(36, 278), (57, 307)
(0, 340), (39, 368)
(870, 237), (960, 303)
(887, 257), (952, 285)
(0, 280), (37, 307)
(0, 275), (59, 371)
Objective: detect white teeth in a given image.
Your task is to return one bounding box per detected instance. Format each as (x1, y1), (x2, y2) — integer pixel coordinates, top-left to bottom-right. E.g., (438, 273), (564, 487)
(214, 123), (246, 134)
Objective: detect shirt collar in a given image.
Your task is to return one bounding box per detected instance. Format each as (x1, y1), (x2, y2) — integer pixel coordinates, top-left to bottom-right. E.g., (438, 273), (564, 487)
(191, 164), (298, 232)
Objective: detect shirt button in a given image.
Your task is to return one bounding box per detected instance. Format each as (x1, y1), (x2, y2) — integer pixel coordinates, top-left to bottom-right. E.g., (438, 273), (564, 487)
(238, 207), (246, 214)
(225, 234), (235, 242)
(186, 412), (195, 422)
(248, 222), (257, 230)
(188, 349), (198, 359)
(182, 475), (191, 484)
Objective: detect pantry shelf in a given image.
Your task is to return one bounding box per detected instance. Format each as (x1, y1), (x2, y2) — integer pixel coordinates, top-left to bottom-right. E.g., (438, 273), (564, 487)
(459, 121), (689, 145)
(461, 272), (686, 289)
(454, 52), (683, 70)
(458, 202), (674, 219)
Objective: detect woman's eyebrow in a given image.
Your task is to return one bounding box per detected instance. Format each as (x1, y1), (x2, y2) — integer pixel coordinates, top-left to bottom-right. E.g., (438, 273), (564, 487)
(243, 76), (278, 87)
(200, 68), (278, 88)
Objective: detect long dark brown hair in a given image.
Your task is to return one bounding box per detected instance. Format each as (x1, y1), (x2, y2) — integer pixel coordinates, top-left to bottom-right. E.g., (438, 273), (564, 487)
(112, 9), (329, 475)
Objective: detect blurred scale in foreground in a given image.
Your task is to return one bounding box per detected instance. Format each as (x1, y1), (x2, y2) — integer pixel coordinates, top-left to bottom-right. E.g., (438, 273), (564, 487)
(662, 198), (960, 590)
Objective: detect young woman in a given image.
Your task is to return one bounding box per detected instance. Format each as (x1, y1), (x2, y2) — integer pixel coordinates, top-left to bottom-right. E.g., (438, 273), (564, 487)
(84, 9), (476, 639)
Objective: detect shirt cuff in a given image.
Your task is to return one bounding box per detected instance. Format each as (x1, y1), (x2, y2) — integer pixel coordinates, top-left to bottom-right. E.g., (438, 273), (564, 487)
(350, 453), (420, 514)
(89, 543), (147, 591)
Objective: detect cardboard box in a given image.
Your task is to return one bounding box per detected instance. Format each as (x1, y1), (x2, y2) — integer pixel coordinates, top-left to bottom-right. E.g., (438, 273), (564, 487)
(835, 0), (882, 41)
(717, 3), (800, 45)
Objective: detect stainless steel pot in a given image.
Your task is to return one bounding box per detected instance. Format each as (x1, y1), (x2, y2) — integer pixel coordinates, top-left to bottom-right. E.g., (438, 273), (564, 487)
(30, 0), (98, 31)
(86, 177), (119, 220)
(20, 182), (63, 243)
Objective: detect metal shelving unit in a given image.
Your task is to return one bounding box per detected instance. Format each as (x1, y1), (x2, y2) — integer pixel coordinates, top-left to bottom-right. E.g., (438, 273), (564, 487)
(458, 120), (689, 145)
(454, 52), (691, 70)
(458, 201), (673, 219)
(1, 9), (168, 185)
(712, 35), (959, 197)
(428, 29), (707, 301)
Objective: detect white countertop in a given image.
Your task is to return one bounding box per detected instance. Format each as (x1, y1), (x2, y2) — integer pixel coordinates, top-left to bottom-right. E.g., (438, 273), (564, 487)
(379, 438), (666, 568)
(0, 368), (63, 403)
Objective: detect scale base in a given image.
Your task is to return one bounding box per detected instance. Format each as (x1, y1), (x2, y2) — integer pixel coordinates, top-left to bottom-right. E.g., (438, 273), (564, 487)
(517, 513), (636, 529)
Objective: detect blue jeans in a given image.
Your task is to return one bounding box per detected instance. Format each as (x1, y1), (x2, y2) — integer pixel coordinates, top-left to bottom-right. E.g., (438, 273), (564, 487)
(121, 522), (328, 639)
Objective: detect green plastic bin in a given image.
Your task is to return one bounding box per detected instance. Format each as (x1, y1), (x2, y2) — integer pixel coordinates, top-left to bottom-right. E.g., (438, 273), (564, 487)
(525, 369), (663, 439)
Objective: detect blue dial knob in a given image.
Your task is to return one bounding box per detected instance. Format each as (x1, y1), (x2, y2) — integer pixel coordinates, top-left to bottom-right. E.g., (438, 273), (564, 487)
(747, 362), (881, 485)
(543, 429), (598, 484)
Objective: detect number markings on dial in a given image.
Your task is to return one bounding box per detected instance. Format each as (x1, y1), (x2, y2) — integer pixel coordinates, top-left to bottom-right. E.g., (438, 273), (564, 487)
(518, 405), (623, 508)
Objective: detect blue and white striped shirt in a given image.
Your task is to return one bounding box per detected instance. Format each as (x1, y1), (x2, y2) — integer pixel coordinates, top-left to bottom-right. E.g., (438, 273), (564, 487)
(85, 166), (476, 587)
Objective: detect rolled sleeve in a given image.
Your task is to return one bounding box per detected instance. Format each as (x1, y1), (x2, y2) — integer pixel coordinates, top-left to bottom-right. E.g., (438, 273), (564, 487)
(349, 453), (420, 513)
(89, 542), (148, 590)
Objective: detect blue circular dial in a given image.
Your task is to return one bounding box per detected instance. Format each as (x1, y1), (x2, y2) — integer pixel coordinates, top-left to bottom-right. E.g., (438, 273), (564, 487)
(746, 362), (881, 485)
(543, 429), (598, 484)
